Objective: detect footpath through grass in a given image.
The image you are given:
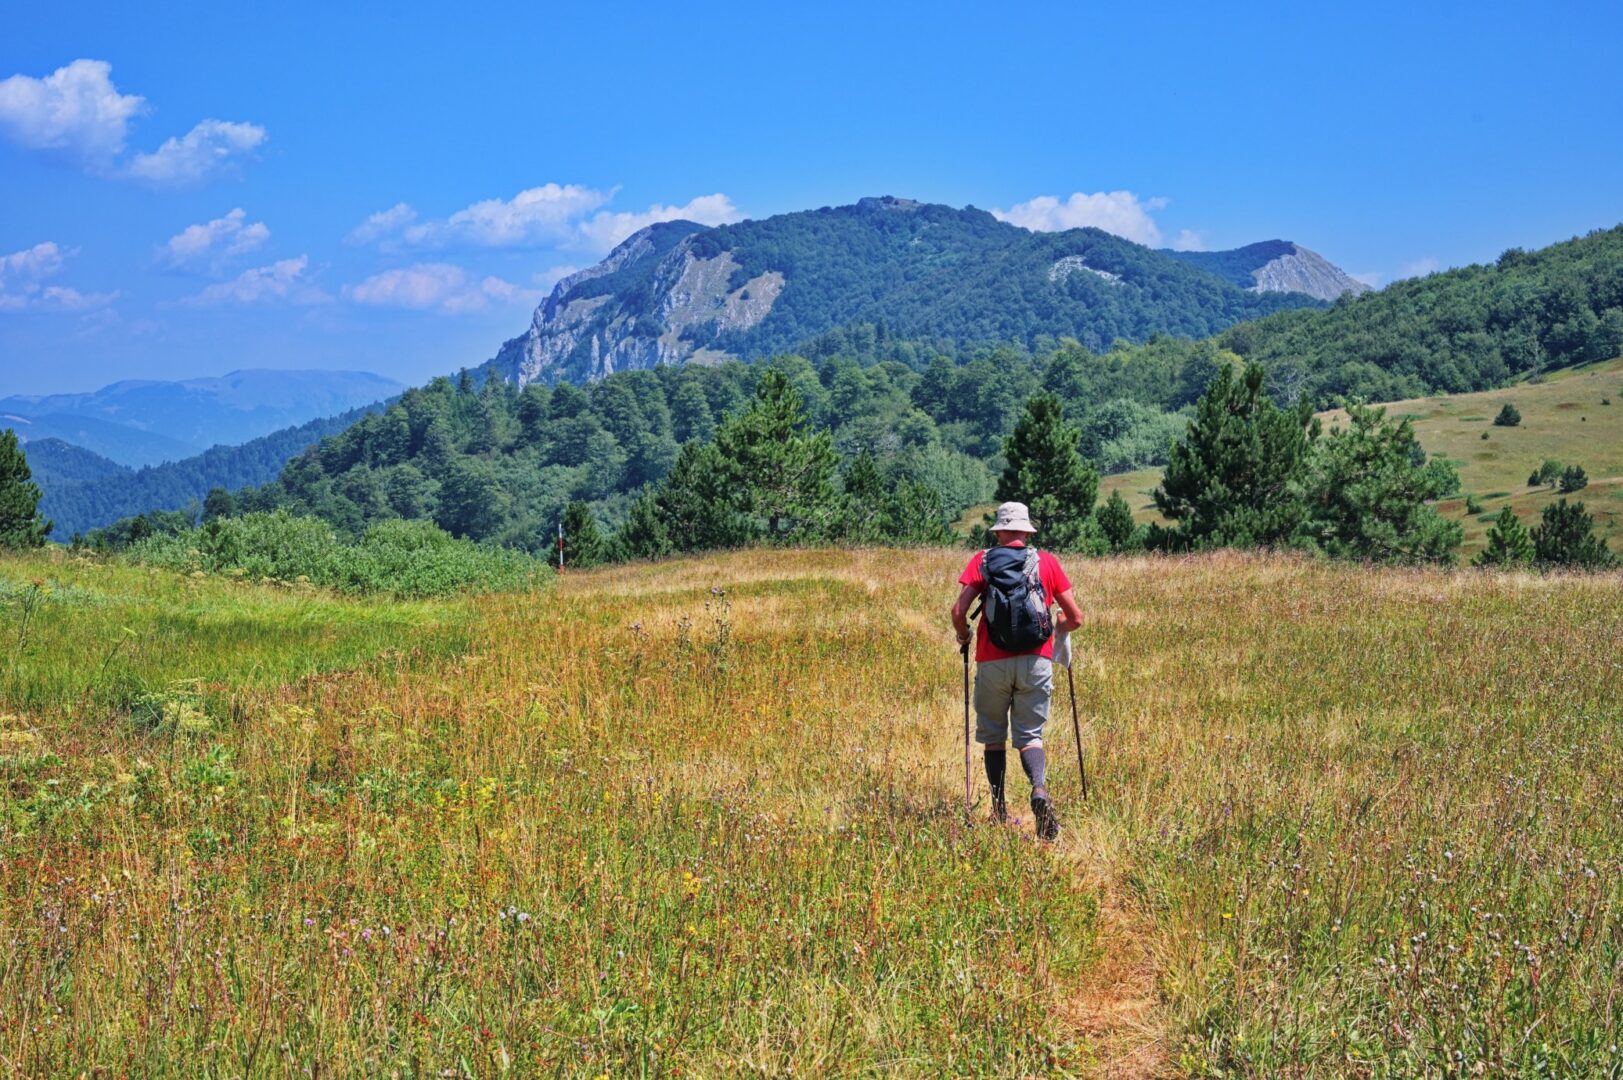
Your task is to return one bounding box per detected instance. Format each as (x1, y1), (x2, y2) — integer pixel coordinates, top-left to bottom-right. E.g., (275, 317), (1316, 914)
(1, 547), (1619, 1076)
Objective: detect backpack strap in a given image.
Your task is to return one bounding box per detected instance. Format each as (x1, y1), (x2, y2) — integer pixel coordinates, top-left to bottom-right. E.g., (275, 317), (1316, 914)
(1023, 547), (1045, 599)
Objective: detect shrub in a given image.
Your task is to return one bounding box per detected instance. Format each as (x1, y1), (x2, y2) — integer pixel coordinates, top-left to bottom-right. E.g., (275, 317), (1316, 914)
(126, 511), (546, 597)
(1558, 465), (1589, 493)
(1463, 494), (1483, 515)
(1531, 499), (1616, 570)
(1493, 403), (1521, 427)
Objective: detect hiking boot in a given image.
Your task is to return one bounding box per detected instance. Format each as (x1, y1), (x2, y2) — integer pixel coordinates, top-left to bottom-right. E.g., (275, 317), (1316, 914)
(1031, 788), (1060, 842)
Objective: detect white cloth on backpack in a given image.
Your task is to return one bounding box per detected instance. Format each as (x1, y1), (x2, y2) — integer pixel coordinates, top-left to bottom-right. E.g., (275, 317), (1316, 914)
(1052, 627), (1072, 670)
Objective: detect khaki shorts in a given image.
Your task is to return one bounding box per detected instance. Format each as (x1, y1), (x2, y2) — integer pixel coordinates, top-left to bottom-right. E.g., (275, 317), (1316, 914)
(973, 655), (1052, 747)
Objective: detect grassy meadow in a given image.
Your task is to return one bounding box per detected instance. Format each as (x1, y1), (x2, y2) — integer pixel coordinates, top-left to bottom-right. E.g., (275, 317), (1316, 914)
(1096, 355), (1623, 558)
(2, 545), (1621, 1076)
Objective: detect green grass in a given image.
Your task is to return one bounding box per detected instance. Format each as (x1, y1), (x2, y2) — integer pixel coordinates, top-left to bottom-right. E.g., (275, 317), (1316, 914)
(0, 547), (477, 716)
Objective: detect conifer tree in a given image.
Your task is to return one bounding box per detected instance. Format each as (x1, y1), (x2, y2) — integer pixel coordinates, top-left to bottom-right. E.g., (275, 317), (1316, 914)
(1094, 488), (1138, 553)
(995, 392), (1099, 551)
(841, 449), (888, 544)
(1153, 363), (1316, 549)
(1531, 499), (1616, 569)
(559, 501), (608, 568)
(1474, 506), (1534, 568)
(0, 431), (50, 548)
(616, 487), (672, 562)
(1304, 402), (1462, 563)
(713, 369), (839, 543)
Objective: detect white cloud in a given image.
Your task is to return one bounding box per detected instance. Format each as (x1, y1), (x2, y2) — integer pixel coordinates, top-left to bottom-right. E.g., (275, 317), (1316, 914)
(1350, 271), (1383, 289)
(183, 256), (328, 307)
(346, 202), (417, 245)
(160, 208), (270, 268)
(0, 59), (144, 164)
(398, 183), (613, 248)
(124, 119), (267, 187)
(1171, 228), (1207, 252)
(0, 60), (265, 186)
(0, 241), (118, 312)
(344, 262), (534, 314)
(1396, 257), (1441, 280)
(574, 193), (742, 253)
(992, 190), (1168, 246)
(364, 184), (742, 254)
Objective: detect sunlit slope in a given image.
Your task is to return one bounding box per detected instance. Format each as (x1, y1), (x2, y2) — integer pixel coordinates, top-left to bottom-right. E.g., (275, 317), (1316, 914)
(1093, 356), (1623, 554)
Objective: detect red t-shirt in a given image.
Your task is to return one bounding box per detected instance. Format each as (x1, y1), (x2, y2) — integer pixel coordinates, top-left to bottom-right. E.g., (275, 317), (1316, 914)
(959, 544), (1073, 662)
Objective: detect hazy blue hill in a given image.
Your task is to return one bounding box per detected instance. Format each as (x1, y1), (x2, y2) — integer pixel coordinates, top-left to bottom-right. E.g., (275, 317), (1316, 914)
(0, 368), (404, 465)
(3, 412), (200, 468)
(18, 438), (128, 488)
(38, 401), (393, 538)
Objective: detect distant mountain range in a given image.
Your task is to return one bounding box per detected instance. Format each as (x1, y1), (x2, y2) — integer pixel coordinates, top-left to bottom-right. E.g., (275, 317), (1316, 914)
(33, 402), (393, 539)
(484, 196), (1367, 386)
(1, 369), (404, 467)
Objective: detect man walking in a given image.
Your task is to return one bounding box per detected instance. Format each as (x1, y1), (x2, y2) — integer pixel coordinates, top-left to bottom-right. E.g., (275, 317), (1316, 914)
(951, 501), (1083, 840)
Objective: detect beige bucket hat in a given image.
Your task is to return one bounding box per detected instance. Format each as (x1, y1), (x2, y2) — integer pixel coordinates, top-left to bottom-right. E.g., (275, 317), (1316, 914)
(991, 501), (1037, 533)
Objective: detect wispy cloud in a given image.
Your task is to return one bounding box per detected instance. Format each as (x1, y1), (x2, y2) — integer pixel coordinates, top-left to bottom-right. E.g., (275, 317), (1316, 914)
(992, 190), (1168, 246)
(351, 185), (741, 254)
(346, 202), (417, 246)
(182, 256), (329, 307)
(1171, 228), (1207, 252)
(1350, 271), (1383, 289)
(1396, 256), (1440, 280)
(0, 241), (117, 312)
(344, 263), (536, 314)
(160, 208), (270, 269)
(124, 119), (266, 187)
(0, 59), (264, 185)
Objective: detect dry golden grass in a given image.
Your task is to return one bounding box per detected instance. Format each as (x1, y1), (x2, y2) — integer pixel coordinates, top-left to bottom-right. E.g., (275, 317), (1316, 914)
(2, 546), (1620, 1076)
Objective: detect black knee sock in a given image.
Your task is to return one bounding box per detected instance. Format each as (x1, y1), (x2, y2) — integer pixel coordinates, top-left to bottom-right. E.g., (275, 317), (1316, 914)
(983, 749), (1006, 807)
(1020, 746), (1047, 792)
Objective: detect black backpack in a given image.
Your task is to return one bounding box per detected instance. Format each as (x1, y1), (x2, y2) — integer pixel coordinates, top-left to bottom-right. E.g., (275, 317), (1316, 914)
(980, 546), (1052, 653)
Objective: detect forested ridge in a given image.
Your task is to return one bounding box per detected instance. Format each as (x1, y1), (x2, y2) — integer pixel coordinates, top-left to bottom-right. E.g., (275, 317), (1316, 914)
(1223, 225), (1623, 403)
(39, 402), (391, 538)
(48, 220), (1623, 555)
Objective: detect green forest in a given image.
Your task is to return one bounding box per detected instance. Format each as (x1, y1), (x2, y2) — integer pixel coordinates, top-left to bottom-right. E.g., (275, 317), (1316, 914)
(27, 219), (1623, 571)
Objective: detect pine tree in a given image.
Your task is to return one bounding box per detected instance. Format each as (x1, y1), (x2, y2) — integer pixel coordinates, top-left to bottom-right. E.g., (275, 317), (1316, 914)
(1558, 464), (1588, 493)
(617, 487), (673, 561)
(0, 431), (50, 548)
(995, 392), (1099, 551)
(1094, 488), (1137, 553)
(841, 450), (888, 543)
(1153, 363), (1316, 549)
(1304, 402), (1462, 563)
(559, 501), (608, 568)
(713, 370), (839, 543)
(1531, 499), (1616, 569)
(1474, 506), (1534, 567)
(1493, 403), (1521, 427)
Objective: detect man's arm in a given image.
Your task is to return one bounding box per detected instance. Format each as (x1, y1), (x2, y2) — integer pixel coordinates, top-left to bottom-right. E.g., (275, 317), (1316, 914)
(950, 583), (980, 647)
(1052, 587), (1083, 635)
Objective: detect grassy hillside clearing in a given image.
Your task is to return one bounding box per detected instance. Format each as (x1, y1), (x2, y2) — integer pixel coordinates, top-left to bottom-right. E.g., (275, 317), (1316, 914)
(1, 547), (1619, 1075)
(1082, 356), (1623, 557)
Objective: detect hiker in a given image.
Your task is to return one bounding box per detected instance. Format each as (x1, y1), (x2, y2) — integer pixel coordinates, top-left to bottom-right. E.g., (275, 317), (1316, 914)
(951, 501), (1083, 840)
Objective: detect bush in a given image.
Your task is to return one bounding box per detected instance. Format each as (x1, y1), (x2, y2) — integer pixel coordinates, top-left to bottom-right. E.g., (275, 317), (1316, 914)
(1558, 465), (1589, 493)
(1493, 403), (1522, 427)
(126, 511), (546, 597)
(1531, 499), (1616, 570)
(1463, 494), (1483, 515)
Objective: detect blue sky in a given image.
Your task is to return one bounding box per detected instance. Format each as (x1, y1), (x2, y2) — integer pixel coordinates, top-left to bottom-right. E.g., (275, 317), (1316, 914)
(2, 0), (1620, 395)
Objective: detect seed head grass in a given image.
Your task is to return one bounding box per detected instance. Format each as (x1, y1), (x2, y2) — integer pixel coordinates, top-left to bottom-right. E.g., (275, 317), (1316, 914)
(0, 544), (1619, 1076)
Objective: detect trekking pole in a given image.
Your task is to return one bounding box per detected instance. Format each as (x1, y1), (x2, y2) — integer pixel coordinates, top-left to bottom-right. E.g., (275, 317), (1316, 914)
(1065, 659), (1089, 801)
(961, 639), (972, 817)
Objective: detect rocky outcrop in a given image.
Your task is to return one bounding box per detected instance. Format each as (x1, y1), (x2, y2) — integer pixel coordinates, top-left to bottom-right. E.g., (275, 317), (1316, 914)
(488, 222), (785, 386)
(1250, 245), (1369, 301)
